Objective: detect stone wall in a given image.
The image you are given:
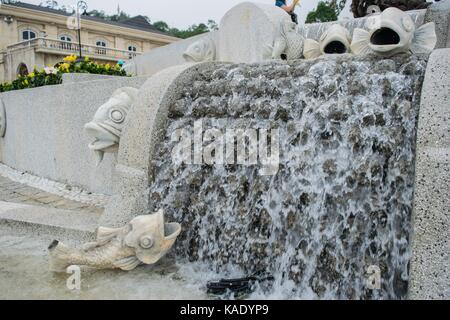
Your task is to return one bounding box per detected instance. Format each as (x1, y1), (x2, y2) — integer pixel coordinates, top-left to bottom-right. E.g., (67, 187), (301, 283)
(409, 48), (450, 300)
(425, 0), (450, 49)
(0, 75), (147, 195)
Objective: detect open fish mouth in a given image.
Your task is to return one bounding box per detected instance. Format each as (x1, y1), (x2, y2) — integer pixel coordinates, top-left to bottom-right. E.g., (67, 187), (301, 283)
(182, 52), (198, 62)
(323, 40), (348, 54)
(370, 27), (401, 47)
(85, 122), (120, 165)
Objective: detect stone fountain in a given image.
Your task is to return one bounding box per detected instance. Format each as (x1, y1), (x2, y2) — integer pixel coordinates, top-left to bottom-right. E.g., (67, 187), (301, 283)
(0, 1), (449, 300)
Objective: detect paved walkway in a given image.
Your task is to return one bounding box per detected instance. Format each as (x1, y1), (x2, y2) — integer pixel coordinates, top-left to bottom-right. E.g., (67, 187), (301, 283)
(0, 175), (103, 214)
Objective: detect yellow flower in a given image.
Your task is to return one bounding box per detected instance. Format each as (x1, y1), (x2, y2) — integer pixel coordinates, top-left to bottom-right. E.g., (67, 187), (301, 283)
(59, 63), (70, 72)
(28, 72), (35, 78)
(84, 56), (90, 62)
(63, 55), (77, 63)
(105, 64), (111, 70)
(23, 79), (29, 85)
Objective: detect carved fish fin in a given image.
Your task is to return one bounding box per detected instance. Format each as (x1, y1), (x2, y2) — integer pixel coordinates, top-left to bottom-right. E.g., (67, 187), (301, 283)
(350, 28), (372, 55)
(411, 22), (437, 54)
(96, 227), (122, 245)
(48, 240), (74, 273)
(272, 38), (287, 59)
(113, 256), (141, 271)
(81, 242), (101, 252)
(303, 39), (321, 59)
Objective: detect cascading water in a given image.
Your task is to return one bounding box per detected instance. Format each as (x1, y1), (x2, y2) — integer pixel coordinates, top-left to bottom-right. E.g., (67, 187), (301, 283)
(148, 54), (427, 299)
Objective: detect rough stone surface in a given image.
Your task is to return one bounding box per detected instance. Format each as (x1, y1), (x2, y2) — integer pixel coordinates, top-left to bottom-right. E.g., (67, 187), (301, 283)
(409, 48), (450, 300)
(425, 0), (450, 49)
(0, 76), (147, 195)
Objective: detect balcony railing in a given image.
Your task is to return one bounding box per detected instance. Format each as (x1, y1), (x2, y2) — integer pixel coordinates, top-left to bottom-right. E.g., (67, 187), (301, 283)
(7, 38), (141, 61)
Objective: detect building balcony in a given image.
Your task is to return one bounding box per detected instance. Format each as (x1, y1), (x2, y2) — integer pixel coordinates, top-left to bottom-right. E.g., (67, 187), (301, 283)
(6, 38), (142, 62)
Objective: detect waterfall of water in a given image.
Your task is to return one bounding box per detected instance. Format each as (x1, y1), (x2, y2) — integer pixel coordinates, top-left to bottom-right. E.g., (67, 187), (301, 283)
(148, 54), (427, 299)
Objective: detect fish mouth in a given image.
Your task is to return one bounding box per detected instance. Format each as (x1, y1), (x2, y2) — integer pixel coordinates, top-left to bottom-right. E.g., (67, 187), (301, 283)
(182, 52), (198, 62)
(84, 122), (120, 165)
(369, 27), (401, 51)
(323, 40), (348, 54)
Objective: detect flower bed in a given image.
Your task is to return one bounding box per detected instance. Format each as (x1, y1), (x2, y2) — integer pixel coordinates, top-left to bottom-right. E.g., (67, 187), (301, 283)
(0, 55), (128, 93)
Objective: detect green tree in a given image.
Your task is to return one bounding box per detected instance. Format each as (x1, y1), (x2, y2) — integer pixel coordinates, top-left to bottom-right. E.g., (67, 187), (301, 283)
(87, 9), (107, 19)
(306, 0), (347, 23)
(155, 20), (217, 39)
(153, 21), (170, 33)
(108, 11), (131, 22)
(207, 19), (219, 31)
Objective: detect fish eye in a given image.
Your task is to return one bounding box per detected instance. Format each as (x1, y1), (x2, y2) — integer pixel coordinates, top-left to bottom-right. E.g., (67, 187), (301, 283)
(402, 17), (414, 32)
(139, 236), (154, 249)
(109, 109), (125, 123)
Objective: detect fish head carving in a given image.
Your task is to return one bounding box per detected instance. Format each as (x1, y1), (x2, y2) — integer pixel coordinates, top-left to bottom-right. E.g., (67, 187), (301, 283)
(124, 209), (181, 265)
(84, 87), (138, 165)
(183, 37), (215, 62)
(366, 7), (415, 54)
(320, 24), (352, 55)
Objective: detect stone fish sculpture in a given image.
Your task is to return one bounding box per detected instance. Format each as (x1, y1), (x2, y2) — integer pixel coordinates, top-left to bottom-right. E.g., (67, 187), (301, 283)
(183, 36), (216, 62)
(351, 7), (437, 56)
(269, 20), (304, 60)
(303, 24), (352, 59)
(84, 87), (139, 165)
(48, 209), (181, 272)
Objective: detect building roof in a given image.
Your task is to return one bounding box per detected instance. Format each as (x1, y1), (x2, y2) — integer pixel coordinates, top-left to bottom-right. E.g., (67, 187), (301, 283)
(5, 1), (173, 37)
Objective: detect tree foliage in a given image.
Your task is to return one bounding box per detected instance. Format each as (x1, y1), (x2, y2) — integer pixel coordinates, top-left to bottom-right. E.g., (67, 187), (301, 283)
(306, 0), (347, 24)
(153, 20), (218, 39)
(88, 9), (132, 22)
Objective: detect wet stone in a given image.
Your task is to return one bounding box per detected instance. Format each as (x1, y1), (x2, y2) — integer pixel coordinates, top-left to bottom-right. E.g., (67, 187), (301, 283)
(147, 55), (428, 299)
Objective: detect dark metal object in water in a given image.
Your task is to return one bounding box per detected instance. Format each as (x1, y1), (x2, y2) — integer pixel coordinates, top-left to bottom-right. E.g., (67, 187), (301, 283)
(206, 271), (274, 296)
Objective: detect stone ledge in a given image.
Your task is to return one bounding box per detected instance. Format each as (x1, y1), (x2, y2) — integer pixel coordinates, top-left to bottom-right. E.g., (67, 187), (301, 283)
(416, 49), (450, 149)
(0, 201), (99, 243)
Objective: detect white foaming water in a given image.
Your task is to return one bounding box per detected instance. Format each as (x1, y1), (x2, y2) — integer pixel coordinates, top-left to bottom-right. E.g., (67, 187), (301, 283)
(148, 55), (427, 300)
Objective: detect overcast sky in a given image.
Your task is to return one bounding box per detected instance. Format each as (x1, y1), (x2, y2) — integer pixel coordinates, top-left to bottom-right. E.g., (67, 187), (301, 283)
(24, 0), (354, 29)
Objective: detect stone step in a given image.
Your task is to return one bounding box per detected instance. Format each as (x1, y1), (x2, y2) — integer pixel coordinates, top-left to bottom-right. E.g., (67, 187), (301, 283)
(0, 201), (99, 244)
(0, 174), (104, 214)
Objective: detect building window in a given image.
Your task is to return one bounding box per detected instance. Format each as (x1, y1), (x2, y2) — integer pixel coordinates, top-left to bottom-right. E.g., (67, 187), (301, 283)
(96, 40), (107, 47)
(95, 40), (107, 55)
(22, 30), (37, 41)
(60, 35), (72, 42)
(58, 35), (74, 51)
(127, 45), (137, 59)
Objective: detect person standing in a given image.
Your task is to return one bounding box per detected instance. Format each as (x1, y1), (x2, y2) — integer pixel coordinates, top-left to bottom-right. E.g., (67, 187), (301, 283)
(275, 0), (301, 24)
